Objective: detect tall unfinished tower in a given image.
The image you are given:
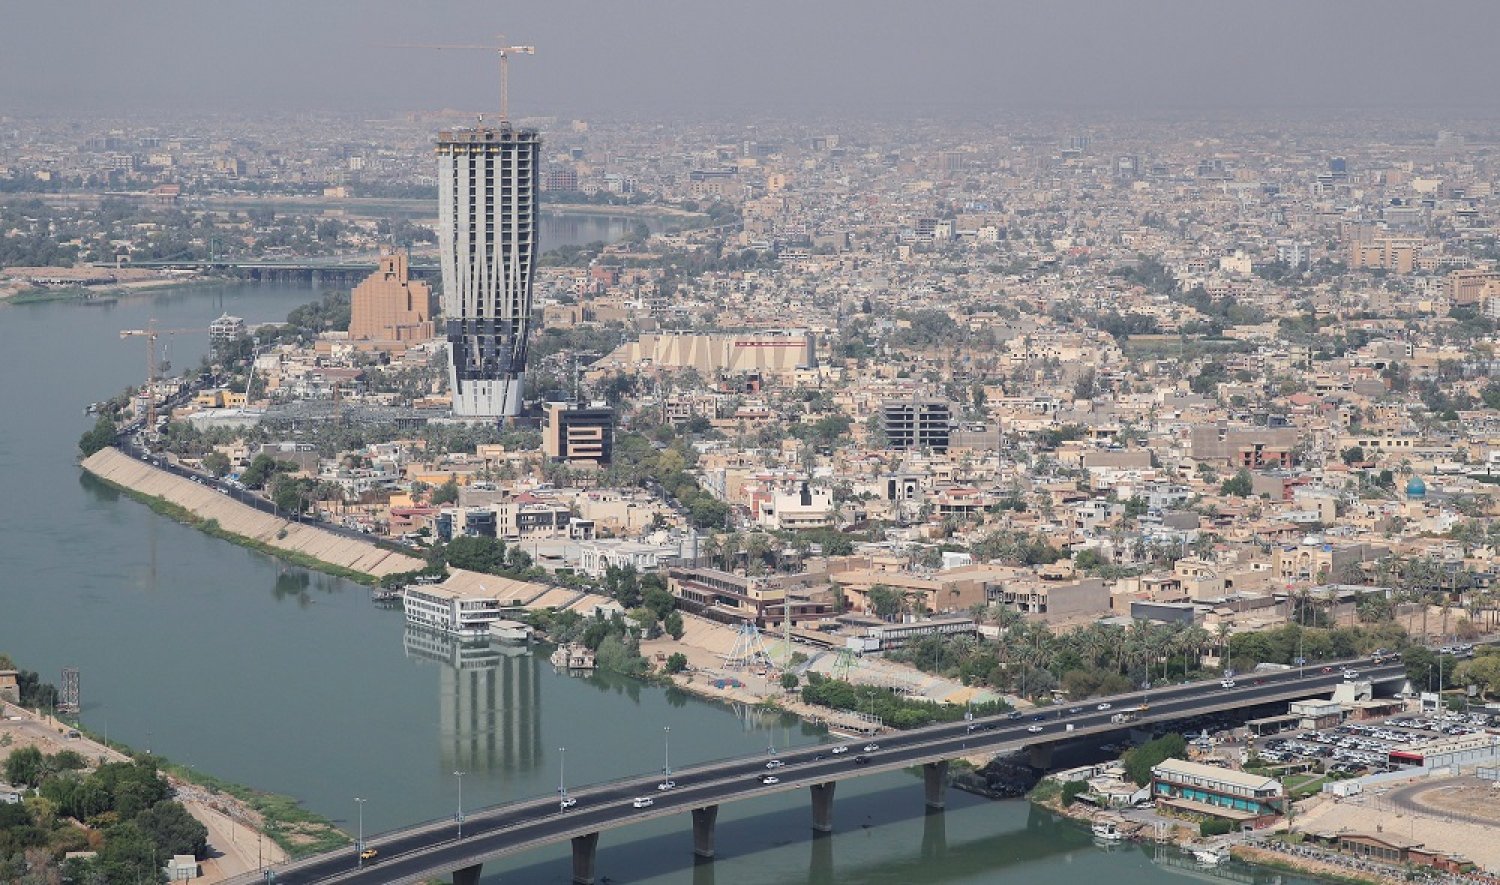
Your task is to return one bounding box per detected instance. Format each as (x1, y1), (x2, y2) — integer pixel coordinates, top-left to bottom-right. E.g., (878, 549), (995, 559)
(436, 125), (540, 417)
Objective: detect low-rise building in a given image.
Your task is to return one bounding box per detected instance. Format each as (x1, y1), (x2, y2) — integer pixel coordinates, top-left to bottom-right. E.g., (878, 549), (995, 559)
(1151, 757), (1284, 828)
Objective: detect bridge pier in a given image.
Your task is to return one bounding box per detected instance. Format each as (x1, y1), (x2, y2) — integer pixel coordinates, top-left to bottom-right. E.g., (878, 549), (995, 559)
(923, 760), (949, 809)
(810, 781), (836, 833)
(692, 805), (719, 858)
(921, 807), (948, 860)
(571, 832), (599, 885)
(1028, 742), (1053, 769)
(452, 863), (483, 885)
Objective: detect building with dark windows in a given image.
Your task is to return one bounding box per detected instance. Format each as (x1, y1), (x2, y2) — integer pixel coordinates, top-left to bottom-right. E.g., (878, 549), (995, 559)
(542, 401), (613, 464)
(436, 126), (540, 417)
(881, 398), (953, 452)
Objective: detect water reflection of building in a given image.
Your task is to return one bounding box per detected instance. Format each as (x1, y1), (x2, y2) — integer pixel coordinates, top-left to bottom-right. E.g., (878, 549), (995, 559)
(403, 626), (541, 773)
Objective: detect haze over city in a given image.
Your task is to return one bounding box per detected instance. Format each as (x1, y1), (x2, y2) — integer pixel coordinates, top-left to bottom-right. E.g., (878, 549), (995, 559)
(4, 1), (1500, 116)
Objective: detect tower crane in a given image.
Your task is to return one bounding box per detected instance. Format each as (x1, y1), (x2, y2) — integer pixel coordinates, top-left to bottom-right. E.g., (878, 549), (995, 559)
(119, 320), (209, 431)
(386, 37), (535, 123)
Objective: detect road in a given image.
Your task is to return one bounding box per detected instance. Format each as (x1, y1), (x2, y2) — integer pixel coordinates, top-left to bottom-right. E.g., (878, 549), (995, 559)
(231, 657), (1408, 884)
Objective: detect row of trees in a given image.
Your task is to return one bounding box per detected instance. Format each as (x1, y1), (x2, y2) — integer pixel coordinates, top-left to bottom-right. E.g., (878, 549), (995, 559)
(885, 614), (1413, 703)
(798, 672), (1010, 729)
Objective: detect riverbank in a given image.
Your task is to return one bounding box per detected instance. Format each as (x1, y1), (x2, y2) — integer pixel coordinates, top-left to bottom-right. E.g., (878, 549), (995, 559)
(81, 447), (425, 585)
(0, 698), (326, 880)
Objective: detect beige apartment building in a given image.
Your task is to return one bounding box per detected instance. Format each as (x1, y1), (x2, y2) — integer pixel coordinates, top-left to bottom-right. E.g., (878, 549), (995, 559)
(349, 252), (434, 345)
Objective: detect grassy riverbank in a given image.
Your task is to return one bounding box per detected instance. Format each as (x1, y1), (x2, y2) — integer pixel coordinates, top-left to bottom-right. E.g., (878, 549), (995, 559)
(63, 720), (349, 859)
(85, 470), (380, 586)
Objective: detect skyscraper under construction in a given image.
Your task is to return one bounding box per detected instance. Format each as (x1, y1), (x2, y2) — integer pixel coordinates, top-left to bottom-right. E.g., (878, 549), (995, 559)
(436, 125), (540, 417)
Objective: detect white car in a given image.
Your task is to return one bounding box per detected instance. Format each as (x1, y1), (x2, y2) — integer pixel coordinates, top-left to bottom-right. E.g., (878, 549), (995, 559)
(830, 746), (849, 755)
(632, 797), (654, 809)
(1220, 679), (1236, 689)
(765, 759), (783, 769)
(1342, 670), (1359, 680)
(1027, 724), (1044, 733)
(863, 743), (880, 752)
(560, 797), (577, 810)
(1097, 702), (1112, 711)
(761, 775), (780, 785)
(657, 780), (677, 791)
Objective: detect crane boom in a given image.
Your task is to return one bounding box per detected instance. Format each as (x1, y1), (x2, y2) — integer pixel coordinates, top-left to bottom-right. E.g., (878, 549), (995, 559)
(384, 38), (535, 122)
(119, 321), (209, 431)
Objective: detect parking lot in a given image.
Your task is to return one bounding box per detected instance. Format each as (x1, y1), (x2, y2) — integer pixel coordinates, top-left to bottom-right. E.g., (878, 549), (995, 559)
(1253, 709), (1500, 777)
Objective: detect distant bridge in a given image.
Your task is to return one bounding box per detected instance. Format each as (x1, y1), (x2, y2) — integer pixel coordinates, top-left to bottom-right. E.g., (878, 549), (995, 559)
(228, 658), (1407, 885)
(97, 258), (440, 287)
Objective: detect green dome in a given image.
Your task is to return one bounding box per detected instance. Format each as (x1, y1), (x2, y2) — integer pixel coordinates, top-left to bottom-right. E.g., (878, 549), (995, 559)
(1406, 475), (1427, 498)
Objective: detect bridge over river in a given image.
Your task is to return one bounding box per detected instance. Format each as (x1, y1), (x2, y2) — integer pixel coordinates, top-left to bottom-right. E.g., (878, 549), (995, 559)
(232, 657), (1407, 885)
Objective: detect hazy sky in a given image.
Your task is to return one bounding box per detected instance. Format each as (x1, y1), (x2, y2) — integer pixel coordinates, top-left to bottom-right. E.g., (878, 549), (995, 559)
(3, 1), (1500, 119)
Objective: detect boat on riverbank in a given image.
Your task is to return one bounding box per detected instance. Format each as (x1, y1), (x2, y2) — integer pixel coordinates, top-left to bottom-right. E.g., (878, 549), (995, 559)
(1092, 818), (1126, 841)
(490, 619), (535, 643)
(1191, 845), (1229, 865)
(550, 643), (595, 670)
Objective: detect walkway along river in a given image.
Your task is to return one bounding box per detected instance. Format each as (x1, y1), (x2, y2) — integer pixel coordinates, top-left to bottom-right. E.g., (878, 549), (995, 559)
(0, 282), (1338, 884)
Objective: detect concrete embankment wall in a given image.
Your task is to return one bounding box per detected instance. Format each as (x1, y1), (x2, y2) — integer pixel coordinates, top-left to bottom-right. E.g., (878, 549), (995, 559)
(81, 447), (425, 579)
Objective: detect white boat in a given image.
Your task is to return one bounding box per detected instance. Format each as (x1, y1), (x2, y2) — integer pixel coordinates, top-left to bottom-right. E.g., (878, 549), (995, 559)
(1091, 819), (1125, 841)
(1191, 846), (1228, 865)
(489, 619), (534, 643)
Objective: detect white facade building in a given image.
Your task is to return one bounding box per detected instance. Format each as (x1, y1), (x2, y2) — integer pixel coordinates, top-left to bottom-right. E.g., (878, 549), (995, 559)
(403, 584), (503, 638)
(436, 126), (540, 417)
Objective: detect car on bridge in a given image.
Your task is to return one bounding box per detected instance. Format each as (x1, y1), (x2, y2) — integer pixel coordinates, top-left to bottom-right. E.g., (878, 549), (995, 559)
(657, 780), (677, 791)
(359, 848), (377, 862)
(1027, 724), (1044, 733)
(1097, 702), (1112, 710)
(1220, 678), (1236, 688)
(863, 743), (879, 751)
(632, 797), (654, 809)
(830, 745), (849, 755)
(853, 755), (871, 765)
(761, 775), (780, 785)
(560, 797), (577, 810)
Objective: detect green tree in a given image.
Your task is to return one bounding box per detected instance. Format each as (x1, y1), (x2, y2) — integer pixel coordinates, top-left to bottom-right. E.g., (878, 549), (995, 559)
(201, 451), (231, 477)
(4, 745), (44, 787)
(444, 536), (507, 574)
(1122, 733), (1187, 786)
(868, 585), (904, 620)
(663, 610), (685, 641)
(780, 672), (799, 691)
(77, 415), (116, 457)
(238, 453), (278, 489)
(136, 799), (209, 859)
(1220, 469), (1253, 498)
(430, 475), (460, 506)
(664, 652), (688, 674)
(1060, 779), (1090, 807)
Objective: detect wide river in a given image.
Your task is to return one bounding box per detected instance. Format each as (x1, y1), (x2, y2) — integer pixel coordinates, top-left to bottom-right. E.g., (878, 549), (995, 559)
(0, 271), (1329, 883)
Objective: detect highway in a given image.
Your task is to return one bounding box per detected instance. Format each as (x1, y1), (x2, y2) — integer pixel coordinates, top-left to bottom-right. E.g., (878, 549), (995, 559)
(232, 657), (1408, 884)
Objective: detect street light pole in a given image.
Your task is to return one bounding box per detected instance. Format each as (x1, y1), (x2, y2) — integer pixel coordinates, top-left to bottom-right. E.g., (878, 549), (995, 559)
(454, 771), (465, 837)
(354, 797), (365, 867)
(559, 747), (567, 804)
(663, 727), (671, 780)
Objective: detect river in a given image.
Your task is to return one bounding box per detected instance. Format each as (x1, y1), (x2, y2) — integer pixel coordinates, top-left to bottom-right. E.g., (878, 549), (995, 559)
(0, 281), (1330, 884)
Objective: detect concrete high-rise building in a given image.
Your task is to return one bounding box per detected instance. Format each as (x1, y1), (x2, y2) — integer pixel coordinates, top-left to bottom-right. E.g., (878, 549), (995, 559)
(881, 398), (954, 452)
(436, 126), (540, 417)
(349, 252), (433, 344)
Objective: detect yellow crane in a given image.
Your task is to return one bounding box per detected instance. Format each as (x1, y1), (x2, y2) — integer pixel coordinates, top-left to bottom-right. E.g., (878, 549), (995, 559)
(119, 320), (208, 430)
(386, 36), (535, 123)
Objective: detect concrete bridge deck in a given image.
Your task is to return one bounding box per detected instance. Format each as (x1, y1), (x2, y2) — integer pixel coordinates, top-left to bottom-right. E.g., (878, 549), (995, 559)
(231, 658), (1408, 884)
